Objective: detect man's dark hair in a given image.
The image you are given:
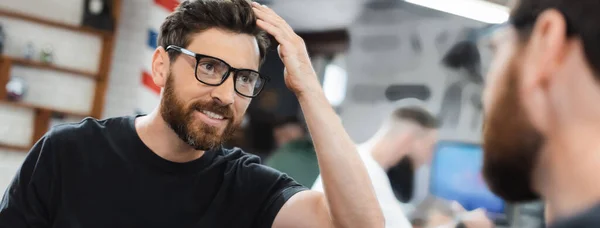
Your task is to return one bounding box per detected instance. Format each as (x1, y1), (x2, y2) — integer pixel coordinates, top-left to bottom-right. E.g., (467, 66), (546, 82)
(392, 106), (440, 129)
(510, 0), (600, 77)
(158, 0), (270, 64)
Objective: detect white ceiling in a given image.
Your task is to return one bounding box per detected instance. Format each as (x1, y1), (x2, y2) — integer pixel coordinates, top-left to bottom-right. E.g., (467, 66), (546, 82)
(265, 0), (511, 32)
(266, 0), (368, 32)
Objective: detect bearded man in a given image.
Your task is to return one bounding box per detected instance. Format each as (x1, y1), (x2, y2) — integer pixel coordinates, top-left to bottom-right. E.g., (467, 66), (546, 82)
(0, 1), (383, 227)
(482, 0), (600, 227)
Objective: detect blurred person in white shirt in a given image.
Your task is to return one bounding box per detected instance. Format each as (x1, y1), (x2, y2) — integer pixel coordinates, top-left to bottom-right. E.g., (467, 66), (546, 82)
(312, 106), (439, 227)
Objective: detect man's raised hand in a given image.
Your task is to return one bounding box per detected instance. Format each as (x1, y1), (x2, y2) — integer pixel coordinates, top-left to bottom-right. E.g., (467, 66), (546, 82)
(251, 2), (321, 96)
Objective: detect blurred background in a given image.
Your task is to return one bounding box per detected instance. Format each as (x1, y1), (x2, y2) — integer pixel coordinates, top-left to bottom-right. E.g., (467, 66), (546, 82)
(0, 0), (544, 227)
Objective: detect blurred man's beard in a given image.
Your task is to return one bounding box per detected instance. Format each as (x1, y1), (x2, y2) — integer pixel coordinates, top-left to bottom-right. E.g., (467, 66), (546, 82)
(160, 73), (238, 151)
(482, 56), (545, 202)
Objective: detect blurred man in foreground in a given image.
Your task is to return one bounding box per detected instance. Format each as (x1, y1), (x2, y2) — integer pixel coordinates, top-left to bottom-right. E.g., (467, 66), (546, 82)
(482, 0), (600, 227)
(313, 106), (438, 227)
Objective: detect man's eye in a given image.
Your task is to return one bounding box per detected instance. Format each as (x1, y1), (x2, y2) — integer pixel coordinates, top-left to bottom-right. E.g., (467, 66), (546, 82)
(241, 75), (252, 83)
(201, 63), (214, 71)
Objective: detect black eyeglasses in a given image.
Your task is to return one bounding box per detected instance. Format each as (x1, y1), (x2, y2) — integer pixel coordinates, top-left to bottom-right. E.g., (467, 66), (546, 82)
(166, 45), (269, 98)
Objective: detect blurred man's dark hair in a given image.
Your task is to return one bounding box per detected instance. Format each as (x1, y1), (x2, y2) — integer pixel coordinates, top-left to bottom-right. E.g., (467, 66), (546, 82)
(511, 0), (600, 77)
(273, 116), (305, 130)
(272, 116), (307, 148)
(158, 0), (270, 64)
(391, 106), (440, 129)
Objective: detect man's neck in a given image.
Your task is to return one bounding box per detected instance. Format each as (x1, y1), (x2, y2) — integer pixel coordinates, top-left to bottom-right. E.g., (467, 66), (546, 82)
(537, 127), (600, 223)
(134, 110), (205, 163)
(365, 137), (390, 171)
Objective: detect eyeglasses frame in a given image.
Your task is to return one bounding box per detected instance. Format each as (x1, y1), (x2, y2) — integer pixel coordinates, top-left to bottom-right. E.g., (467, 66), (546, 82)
(165, 45), (270, 98)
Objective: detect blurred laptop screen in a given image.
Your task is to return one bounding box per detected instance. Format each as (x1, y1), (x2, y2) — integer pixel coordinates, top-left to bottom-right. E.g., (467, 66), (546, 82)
(430, 141), (505, 214)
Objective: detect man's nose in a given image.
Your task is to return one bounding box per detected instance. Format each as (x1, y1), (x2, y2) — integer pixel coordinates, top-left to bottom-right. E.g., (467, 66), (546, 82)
(211, 74), (235, 106)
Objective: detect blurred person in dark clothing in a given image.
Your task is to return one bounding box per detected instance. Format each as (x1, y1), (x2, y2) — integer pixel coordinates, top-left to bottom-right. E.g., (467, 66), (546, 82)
(245, 89), (278, 159)
(272, 116), (306, 148)
(481, 0), (600, 227)
(266, 116), (319, 187)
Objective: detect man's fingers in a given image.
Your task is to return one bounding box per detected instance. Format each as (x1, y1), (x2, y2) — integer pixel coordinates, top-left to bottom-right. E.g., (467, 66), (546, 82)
(252, 2), (307, 66)
(277, 45), (282, 58)
(252, 7), (283, 26)
(251, 4), (285, 28)
(461, 209), (493, 228)
(256, 20), (296, 56)
(253, 9), (290, 38)
(468, 208), (487, 217)
(252, 9), (295, 40)
(251, 2), (284, 21)
(256, 19), (285, 40)
(252, 4), (296, 39)
(250, 3), (304, 46)
(256, 19), (293, 47)
(451, 201), (466, 213)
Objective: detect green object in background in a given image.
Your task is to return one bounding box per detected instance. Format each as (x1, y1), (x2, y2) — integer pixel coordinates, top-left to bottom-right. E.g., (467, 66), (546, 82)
(40, 45), (54, 63)
(266, 138), (320, 187)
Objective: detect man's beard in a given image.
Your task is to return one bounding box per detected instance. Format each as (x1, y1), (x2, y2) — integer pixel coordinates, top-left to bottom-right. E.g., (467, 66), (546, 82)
(482, 56), (545, 202)
(160, 73), (239, 151)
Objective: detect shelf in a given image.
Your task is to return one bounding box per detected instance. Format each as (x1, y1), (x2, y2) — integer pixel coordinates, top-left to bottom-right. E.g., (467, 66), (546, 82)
(0, 1), (121, 150)
(0, 100), (89, 119)
(0, 142), (29, 152)
(4, 56), (98, 80)
(0, 8), (112, 38)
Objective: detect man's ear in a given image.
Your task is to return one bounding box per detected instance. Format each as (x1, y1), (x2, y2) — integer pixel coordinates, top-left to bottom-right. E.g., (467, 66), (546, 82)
(151, 46), (170, 88)
(522, 9), (567, 88)
(521, 9), (567, 133)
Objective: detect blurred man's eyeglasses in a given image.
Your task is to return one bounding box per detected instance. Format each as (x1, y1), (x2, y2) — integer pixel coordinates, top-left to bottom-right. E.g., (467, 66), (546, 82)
(166, 45), (269, 98)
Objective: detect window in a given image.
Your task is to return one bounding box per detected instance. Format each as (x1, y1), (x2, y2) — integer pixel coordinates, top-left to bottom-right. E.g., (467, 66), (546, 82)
(322, 63), (347, 107)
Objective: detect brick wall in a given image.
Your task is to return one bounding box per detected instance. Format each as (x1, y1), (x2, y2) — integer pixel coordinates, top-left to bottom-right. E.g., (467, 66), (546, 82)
(0, 0), (155, 192)
(104, 0), (153, 118)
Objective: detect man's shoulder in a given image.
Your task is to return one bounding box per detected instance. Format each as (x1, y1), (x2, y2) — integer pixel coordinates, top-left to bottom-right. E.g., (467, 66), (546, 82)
(46, 116), (131, 140)
(217, 147), (263, 167)
(217, 146), (300, 184)
(39, 116), (133, 151)
(215, 147), (307, 225)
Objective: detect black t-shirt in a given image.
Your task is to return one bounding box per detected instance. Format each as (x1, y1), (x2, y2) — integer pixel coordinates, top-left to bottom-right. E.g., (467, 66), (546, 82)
(0, 116), (307, 228)
(550, 203), (600, 228)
